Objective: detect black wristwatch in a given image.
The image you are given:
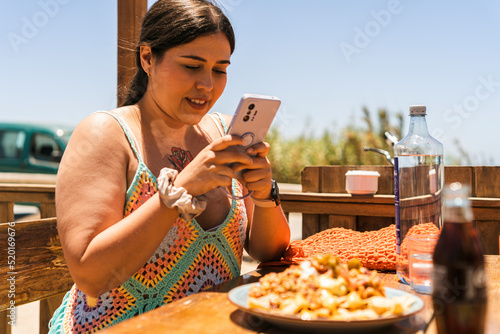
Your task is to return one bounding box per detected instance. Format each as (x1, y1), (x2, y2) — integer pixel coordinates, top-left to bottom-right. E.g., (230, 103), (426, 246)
(270, 179), (280, 207)
(251, 179), (280, 208)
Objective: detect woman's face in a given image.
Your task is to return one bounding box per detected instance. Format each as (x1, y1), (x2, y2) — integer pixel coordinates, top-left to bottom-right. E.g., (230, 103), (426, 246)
(142, 32), (231, 125)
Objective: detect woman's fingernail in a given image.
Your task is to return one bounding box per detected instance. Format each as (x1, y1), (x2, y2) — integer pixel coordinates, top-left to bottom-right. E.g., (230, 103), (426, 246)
(246, 148), (254, 154)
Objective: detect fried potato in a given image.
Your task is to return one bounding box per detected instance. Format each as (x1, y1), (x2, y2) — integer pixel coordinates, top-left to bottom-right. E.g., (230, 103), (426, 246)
(247, 254), (415, 321)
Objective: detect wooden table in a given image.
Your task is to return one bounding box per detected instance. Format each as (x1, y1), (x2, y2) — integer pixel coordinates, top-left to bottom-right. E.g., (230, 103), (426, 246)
(102, 256), (500, 333)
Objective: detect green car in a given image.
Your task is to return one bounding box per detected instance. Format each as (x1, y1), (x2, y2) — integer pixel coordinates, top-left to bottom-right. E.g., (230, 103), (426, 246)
(0, 122), (73, 174)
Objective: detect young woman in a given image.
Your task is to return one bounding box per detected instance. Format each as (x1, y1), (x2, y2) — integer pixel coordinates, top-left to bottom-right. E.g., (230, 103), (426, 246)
(49, 0), (290, 332)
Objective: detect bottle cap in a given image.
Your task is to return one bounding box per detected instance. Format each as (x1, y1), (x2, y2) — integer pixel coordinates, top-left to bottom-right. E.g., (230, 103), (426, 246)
(444, 182), (471, 207)
(409, 105), (426, 115)
(443, 182), (473, 221)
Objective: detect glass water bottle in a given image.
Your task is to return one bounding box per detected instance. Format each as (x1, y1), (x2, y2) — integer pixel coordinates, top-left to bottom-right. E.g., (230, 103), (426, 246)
(394, 105), (444, 284)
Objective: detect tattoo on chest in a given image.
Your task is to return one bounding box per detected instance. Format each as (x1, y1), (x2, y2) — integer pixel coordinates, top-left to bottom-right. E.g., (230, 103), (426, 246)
(168, 147), (193, 171)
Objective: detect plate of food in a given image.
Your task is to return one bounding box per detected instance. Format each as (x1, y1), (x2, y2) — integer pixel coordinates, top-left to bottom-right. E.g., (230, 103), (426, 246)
(228, 254), (424, 332)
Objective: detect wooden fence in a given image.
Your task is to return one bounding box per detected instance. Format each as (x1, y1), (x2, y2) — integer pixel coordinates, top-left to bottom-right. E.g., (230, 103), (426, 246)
(279, 165), (500, 255)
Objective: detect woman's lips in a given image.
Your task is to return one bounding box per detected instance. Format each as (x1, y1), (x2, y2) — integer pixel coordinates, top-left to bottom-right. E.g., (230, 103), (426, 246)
(186, 98), (208, 110)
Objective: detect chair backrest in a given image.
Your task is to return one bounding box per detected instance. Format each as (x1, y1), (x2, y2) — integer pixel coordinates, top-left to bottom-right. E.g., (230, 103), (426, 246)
(0, 217), (73, 311)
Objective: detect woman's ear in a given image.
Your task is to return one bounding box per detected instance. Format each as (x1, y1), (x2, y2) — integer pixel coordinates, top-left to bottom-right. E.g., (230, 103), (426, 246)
(139, 45), (153, 74)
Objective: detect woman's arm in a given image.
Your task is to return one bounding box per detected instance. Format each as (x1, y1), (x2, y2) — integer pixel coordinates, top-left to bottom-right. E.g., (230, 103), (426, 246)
(241, 143), (291, 262)
(57, 113), (180, 297)
(245, 199), (291, 262)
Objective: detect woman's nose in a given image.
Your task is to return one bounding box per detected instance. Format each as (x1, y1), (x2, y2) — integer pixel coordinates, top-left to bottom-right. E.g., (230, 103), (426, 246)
(195, 71), (213, 92)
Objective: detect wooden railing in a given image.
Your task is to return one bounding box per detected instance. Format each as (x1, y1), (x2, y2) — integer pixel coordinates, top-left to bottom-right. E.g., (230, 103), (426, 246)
(279, 165), (500, 255)
(0, 172), (56, 223)
(0, 183), (56, 223)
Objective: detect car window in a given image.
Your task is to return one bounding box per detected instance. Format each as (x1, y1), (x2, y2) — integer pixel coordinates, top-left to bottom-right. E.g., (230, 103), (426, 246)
(30, 133), (62, 162)
(0, 130), (26, 159)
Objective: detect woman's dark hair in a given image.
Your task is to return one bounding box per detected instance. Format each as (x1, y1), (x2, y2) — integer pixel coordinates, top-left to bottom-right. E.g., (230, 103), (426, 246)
(120, 0), (235, 106)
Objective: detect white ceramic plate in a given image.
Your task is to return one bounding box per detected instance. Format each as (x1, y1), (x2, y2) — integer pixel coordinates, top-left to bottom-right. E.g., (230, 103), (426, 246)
(228, 283), (424, 332)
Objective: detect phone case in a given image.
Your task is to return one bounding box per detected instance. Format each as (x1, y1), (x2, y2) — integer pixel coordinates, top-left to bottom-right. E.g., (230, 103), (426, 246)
(226, 94), (281, 148)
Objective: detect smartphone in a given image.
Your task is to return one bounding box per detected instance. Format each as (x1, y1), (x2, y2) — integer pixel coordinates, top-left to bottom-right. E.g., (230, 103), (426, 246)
(226, 93), (281, 148)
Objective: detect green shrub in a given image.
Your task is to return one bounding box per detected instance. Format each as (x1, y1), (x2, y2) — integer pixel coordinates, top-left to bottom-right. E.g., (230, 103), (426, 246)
(266, 106), (471, 183)
(266, 107), (403, 183)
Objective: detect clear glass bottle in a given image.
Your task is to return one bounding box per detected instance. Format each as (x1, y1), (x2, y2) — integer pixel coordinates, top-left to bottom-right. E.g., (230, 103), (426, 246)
(432, 182), (487, 334)
(394, 105), (444, 284)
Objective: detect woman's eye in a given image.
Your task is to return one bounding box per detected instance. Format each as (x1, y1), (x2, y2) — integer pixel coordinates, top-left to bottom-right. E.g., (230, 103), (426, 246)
(213, 69), (227, 75)
(184, 64), (226, 75)
(185, 65), (200, 71)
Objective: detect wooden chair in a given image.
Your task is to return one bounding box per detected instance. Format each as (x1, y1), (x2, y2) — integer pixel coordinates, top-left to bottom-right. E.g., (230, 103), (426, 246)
(280, 165), (500, 255)
(0, 218), (73, 334)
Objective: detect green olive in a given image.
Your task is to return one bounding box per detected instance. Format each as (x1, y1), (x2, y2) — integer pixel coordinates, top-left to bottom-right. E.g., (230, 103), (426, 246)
(347, 258), (362, 270)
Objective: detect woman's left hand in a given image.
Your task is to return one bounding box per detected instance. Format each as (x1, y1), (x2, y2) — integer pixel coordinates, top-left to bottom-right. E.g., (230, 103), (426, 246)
(233, 141), (273, 200)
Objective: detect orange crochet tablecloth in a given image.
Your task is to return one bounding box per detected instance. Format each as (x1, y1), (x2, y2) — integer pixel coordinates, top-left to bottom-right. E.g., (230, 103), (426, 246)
(261, 223), (440, 271)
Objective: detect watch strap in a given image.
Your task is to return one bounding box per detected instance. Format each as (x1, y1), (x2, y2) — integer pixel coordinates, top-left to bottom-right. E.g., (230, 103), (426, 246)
(251, 197), (277, 207)
(251, 179), (280, 208)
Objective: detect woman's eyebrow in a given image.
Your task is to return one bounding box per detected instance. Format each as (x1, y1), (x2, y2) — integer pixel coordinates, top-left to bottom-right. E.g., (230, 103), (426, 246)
(180, 55), (230, 65)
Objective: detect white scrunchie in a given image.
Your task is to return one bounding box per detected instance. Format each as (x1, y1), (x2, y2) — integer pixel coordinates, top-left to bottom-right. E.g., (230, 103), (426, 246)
(157, 167), (207, 221)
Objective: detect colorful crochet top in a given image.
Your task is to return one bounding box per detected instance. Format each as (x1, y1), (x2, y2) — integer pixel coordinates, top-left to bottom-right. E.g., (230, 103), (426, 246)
(49, 112), (248, 333)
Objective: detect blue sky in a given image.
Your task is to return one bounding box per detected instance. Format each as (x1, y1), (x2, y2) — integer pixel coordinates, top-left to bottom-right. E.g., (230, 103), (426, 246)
(2, 0), (500, 165)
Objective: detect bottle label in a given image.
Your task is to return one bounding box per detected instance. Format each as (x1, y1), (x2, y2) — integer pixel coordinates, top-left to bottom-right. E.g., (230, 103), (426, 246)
(394, 156), (401, 254)
(432, 264), (487, 299)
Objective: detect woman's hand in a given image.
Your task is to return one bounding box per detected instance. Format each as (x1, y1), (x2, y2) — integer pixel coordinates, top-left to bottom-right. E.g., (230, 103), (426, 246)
(174, 135), (254, 196)
(236, 141), (274, 200)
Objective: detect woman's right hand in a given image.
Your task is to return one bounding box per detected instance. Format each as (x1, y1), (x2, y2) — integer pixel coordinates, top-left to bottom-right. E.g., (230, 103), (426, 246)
(173, 135), (253, 196)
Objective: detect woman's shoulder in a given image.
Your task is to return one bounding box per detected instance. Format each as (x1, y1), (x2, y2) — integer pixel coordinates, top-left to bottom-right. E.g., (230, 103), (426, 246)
(196, 112), (231, 139)
(67, 108), (131, 156)
(74, 108), (128, 135)
(203, 112), (232, 130)
(212, 112), (232, 125)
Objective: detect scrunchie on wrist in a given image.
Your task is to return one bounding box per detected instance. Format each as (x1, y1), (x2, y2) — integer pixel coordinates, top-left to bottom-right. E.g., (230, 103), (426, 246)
(157, 167), (207, 221)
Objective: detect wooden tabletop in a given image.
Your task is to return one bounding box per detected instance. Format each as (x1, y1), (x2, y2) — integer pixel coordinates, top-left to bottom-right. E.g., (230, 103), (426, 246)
(102, 256), (500, 334)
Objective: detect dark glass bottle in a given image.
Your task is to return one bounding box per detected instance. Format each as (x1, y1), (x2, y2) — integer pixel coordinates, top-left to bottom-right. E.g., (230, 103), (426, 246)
(432, 182), (487, 334)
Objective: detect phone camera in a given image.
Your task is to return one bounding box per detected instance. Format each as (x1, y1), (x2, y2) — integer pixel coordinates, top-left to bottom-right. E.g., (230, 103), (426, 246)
(248, 103), (255, 110)
(243, 115), (250, 122)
